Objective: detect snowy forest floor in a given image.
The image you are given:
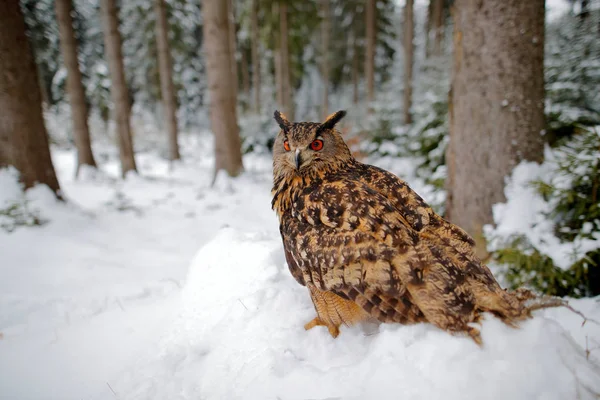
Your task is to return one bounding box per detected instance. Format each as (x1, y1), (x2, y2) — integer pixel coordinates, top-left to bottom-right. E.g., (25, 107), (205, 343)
(1, 132), (599, 400)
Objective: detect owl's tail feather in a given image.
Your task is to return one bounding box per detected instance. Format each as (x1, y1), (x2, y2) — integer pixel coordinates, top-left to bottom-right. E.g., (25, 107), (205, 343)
(475, 285), (597, 328)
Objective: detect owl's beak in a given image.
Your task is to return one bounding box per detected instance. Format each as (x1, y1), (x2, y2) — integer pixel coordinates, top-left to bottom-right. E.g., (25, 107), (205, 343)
(295, 148), (302, 170)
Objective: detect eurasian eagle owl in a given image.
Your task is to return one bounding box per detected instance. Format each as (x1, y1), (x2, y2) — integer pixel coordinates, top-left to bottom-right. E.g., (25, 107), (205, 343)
(271, 110), (534, 343)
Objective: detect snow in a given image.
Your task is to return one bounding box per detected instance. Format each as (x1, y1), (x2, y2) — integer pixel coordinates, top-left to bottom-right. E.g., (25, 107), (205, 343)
(1, 135), (600, 399)
(485, 147), (600, 270)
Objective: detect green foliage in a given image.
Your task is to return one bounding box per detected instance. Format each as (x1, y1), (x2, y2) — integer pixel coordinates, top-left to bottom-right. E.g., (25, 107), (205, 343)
(490, 126), (600, 298)
(398, 58), (450, 188)
(0, 197), (45, 233)
(545, 8), (600, 144)
(540, 128), (600, 240)
(493, 236), (596, 298)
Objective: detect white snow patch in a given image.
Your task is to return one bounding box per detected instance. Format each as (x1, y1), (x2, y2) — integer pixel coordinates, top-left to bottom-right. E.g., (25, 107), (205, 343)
(486, 149), (600, 270)
(104, 228), (600, 400)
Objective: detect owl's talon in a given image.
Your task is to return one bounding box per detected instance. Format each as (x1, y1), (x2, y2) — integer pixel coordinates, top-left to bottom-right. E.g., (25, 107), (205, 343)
(327, 325), (340, 338)
(304, 317), (323, 331)
(304, 317), (340, 338)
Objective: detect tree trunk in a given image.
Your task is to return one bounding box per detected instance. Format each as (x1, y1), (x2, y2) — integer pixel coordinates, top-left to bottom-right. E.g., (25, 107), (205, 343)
(275, 47), (284, 109)
(403, 0), (414, 124)
(365, 0), (375, 104)
(154, 0), (180, 161)
(280, 2), (294, 121)
(55, 0), (97, 175)
(425, 0), (433, 58)
(241, 49), (250, 111)
(352, 35), (359, 105)
(100, 0), (137, 177)
(432, 0), (444, 56)
(228, 0), (238, 106)
(0, 0), (60, 195)
(251, 0), (260, 114)
(320, 0), (330, 118)
(202, 0), (244, 177)
(447, 0), (545, 253)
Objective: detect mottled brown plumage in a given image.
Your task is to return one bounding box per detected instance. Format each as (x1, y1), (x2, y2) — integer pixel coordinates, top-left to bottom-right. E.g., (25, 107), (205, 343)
(271, 110), (535, 343)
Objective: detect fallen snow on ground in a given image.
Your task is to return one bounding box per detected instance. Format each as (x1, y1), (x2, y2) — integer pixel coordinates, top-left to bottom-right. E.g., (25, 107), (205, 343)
(485, 147), (600, 270)
(1, 134), (599, 400)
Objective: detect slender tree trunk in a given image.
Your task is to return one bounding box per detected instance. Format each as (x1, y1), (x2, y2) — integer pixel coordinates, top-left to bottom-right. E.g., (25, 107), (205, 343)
(403, 0), (414, 124)
(320, 0), (330, 118)
(280, 2), (294, 121)
(352, 38), (359, 105)
(241, 49), (250, 111)
(100, 0), (137, 177)
(154, 0), (180, 161)
(202, 0), (244, 177)
(228, 0), (238, 105)
(447, 0), (545, 253)
(0, 0), (60, 195)
(35, 60), (51, 108)
(365, 0), (375, 104)
(251, 0), (260, 114)
(425, 0), (433, 58)
(432, 0), (444, 56)
(275, 47), (284, 109)
(55, 0), (97, 175)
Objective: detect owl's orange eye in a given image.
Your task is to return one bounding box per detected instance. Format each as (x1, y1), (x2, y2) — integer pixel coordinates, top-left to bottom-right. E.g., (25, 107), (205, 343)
(283, 140), (290, 152)
(310, 139), (324, 151)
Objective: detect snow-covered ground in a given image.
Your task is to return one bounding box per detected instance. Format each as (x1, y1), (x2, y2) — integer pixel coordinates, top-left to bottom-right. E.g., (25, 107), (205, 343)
(1, 133), (599, 400)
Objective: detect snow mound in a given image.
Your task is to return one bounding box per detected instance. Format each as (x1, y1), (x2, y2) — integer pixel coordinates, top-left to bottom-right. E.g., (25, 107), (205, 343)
(486, 156), (600, 270)
(107, 228), (600, 400)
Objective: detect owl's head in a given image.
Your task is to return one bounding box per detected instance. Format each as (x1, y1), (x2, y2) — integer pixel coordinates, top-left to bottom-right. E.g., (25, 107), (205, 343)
(272, 110), (352, 179)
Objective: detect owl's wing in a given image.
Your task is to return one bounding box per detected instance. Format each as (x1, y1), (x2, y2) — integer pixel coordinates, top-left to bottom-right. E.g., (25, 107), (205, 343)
(283, 177), (527, 333)
(353, 163), (475, 247)
(353, 163), (506, 290)
(281, 179), (484, 325)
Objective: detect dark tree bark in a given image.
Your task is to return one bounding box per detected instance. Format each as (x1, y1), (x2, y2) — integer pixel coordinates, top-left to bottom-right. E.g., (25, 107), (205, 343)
(431, 0), (444, 56)
(55, 0), (97, 175)
(241, 48), (250, 112)
(403, 0), (414, 124)
(202, 0), (244, 177)
(352, 35), (359, 105)
(100, 0), (137, 177)
(320, 0), (330, 118)
(365, 0), (375, 104)
(228, 0), (238, 105)
(251, 0), (260, 114)
(447, 0), (545, 254)
(154, 0), (180, 161)
(280, 2), (294, 121)
(0, 0), (61, 195)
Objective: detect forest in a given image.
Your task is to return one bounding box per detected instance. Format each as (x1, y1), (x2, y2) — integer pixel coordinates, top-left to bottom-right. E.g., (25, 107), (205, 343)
(0, 0), (599, 398)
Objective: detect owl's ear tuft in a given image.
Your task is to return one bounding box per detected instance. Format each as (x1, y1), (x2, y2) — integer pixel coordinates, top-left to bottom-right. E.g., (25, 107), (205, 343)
(319, 110), (347, 132)
(274, 110), (292, 131)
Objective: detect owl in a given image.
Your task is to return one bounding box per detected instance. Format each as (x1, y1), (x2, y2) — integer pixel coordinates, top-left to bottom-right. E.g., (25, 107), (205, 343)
(271, 110), (536, 344)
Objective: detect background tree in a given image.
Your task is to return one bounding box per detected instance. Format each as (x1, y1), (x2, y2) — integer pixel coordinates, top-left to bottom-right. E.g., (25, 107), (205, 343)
(155, 0), (180, 161)
(365, 0), (375, 105)
(250, 0), (260, 114)
(279, 1), (294, 121)
(426, 0), (444, 57)
(100, 0), (137, 177)
(446, 0), (545, 254)
(202, 0), (244, 177)
(228, 0), (239, 106)
(55, 0), (97, 175)
(403, 0), (414, 124)
(0, 0), (60, 194)
(320, 0), (331, 117)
